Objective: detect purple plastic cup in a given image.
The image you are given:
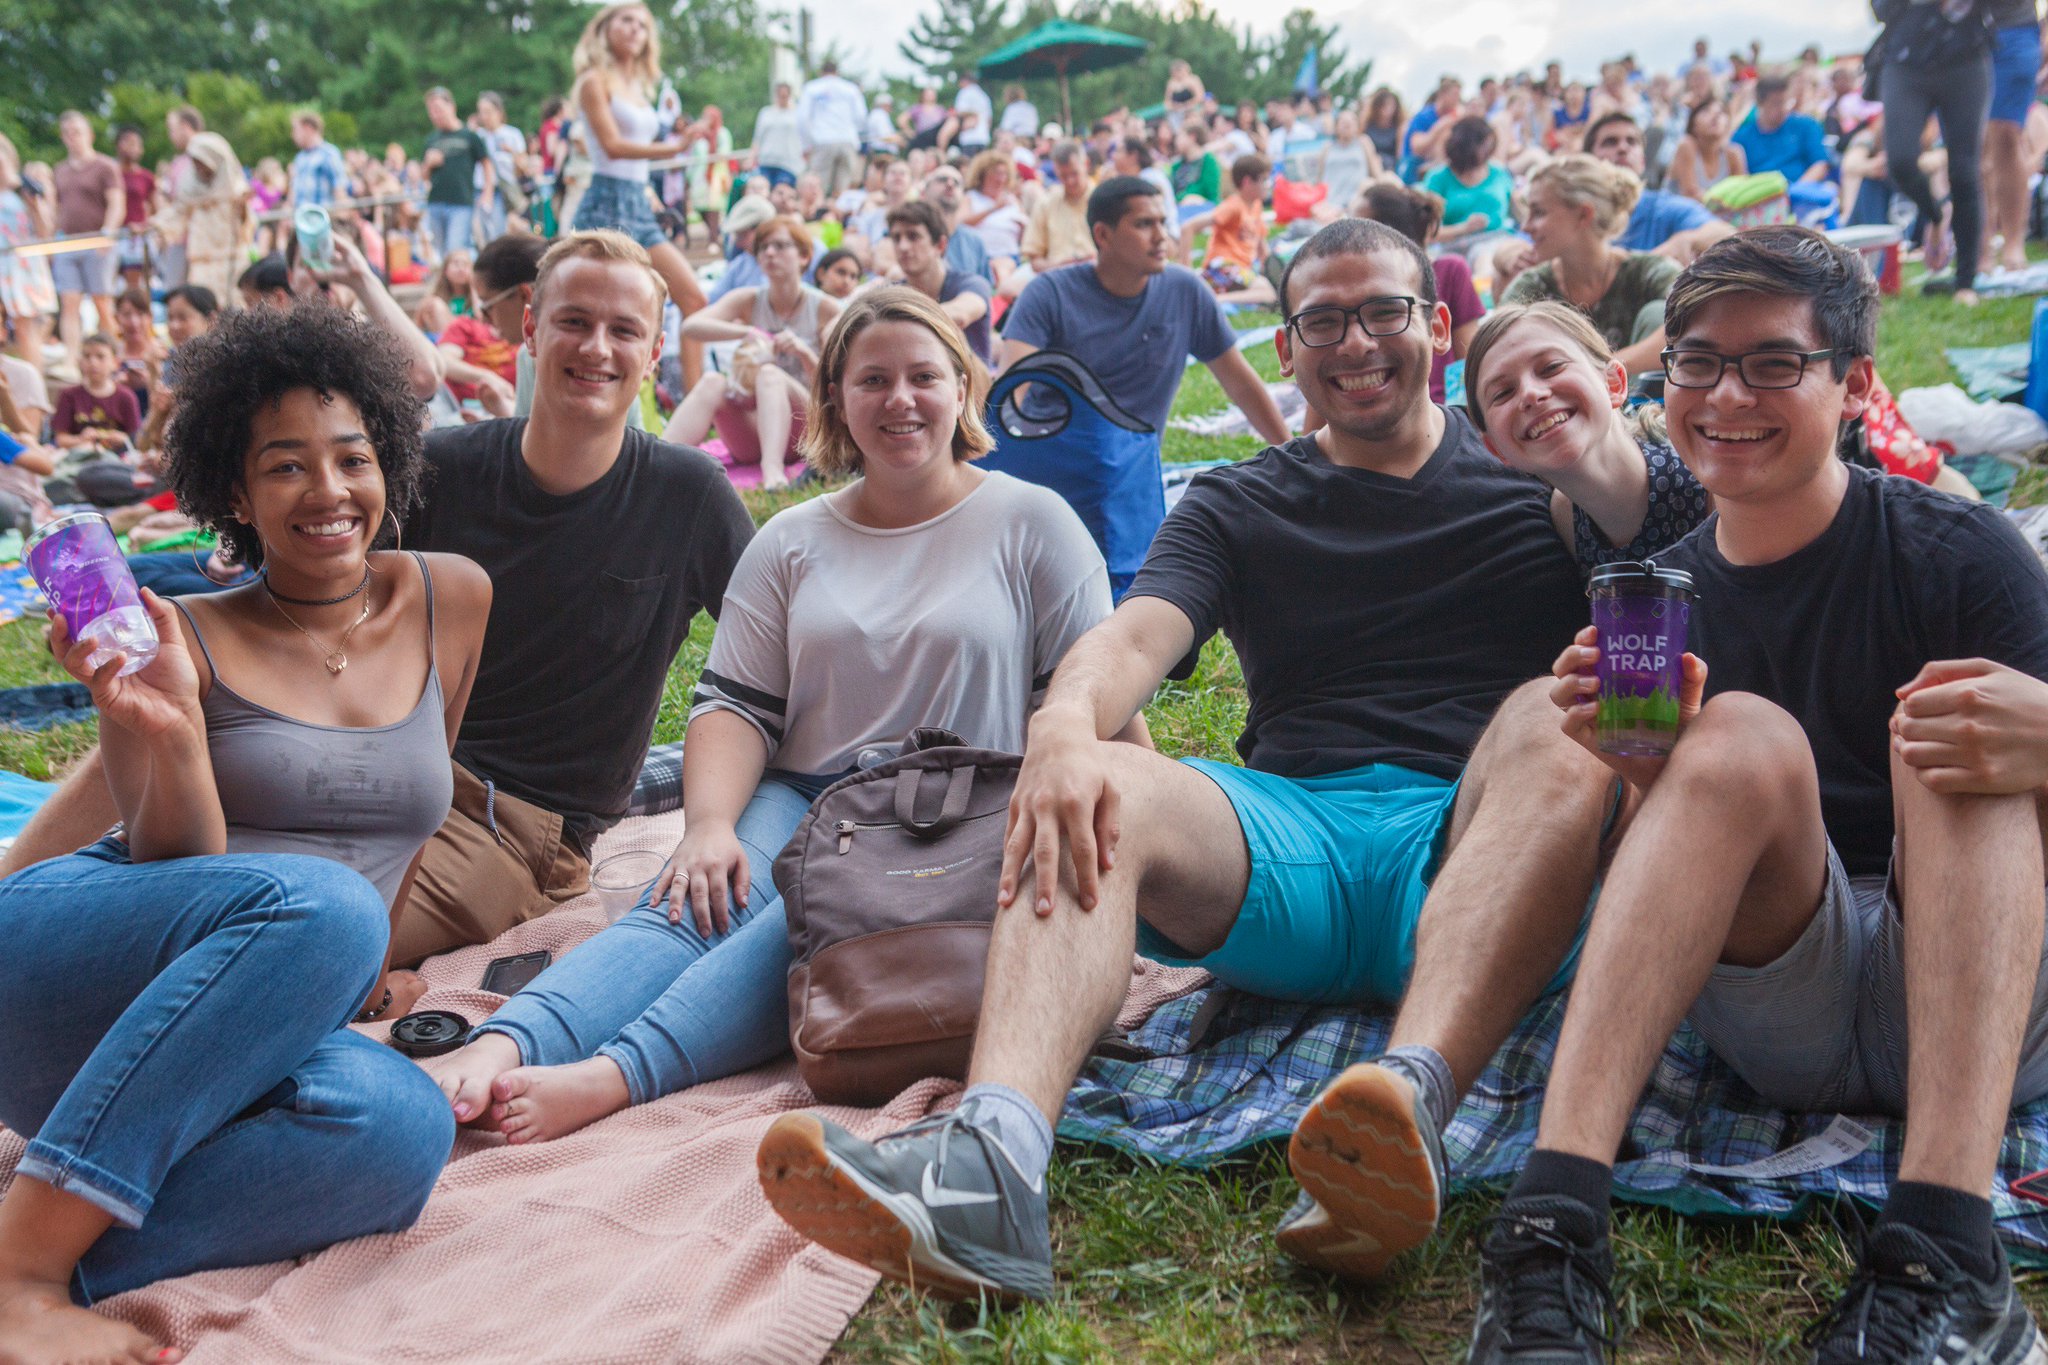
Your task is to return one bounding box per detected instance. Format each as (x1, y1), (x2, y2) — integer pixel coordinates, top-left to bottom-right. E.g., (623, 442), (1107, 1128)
(1588, 561), (1695, 757)
(25, 511), (159, 678)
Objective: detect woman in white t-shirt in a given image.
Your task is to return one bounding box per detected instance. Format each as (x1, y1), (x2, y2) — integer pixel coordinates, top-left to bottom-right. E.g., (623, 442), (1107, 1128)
(423, 288), (1140, 1141)
(961, 150), (1031, 282)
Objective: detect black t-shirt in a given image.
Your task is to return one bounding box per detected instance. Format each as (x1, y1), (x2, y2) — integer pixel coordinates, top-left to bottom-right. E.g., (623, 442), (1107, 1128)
(406, 419), (755, 851)
(1658, 463), (2048, 877)
(1129, 408), (1587, 779)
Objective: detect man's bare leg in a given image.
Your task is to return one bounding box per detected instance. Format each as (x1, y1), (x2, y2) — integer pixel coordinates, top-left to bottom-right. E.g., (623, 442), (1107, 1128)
(1983, 119), (2032, 274)
(1, 750), (117, 878)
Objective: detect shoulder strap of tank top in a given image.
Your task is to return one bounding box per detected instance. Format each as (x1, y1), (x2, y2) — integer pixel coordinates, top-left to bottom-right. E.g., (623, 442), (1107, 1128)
(409, 550), (436, 646)
(169, 597), (222, 675)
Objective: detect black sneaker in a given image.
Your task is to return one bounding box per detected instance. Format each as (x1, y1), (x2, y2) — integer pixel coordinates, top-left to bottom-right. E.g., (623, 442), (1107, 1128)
(756, 1105), (1054, 1302)
(1468, 1194), (1618, 1364)
(1805, 1224), (2046, 1364)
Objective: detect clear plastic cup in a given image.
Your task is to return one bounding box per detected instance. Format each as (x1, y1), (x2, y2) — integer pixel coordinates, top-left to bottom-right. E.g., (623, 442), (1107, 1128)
(592, 848), (669, 922)
(25, 512), (158, 678)
(1589, 561), (1695, 757)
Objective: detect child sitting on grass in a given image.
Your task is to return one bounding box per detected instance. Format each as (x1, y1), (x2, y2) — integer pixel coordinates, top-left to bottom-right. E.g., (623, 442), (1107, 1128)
(1182, 154), (1276, 305)
(52, 335), (141, 452)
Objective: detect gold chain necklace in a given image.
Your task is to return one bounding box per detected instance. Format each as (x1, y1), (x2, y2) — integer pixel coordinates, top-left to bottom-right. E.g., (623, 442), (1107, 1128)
(266, 592), (374, 675)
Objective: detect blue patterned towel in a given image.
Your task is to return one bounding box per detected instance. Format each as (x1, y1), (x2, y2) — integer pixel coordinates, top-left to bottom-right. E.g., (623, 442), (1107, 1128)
(1059, 986), (2048, 1264)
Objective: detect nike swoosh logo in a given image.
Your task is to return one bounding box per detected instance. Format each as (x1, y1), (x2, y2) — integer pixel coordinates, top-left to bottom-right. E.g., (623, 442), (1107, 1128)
(921, 1165), (1000, 1208)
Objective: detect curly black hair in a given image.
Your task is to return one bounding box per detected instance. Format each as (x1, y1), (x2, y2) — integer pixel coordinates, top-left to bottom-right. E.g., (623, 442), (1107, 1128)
(164, 300), (426, 569)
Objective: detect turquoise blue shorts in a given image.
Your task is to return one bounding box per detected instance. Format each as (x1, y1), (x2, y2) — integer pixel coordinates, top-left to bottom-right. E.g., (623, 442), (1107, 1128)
(1136, 760), (1465, 1006)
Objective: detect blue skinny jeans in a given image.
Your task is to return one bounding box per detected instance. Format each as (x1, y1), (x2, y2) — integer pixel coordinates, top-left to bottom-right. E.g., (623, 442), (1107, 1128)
(0, 839), (454, 1304)
(476, 773), (829, 1103)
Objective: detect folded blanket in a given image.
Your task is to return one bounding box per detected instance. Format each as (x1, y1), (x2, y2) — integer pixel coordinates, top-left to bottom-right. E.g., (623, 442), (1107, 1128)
(1059, 986), (2048, 1267)
(1, 811), (1206, 1361)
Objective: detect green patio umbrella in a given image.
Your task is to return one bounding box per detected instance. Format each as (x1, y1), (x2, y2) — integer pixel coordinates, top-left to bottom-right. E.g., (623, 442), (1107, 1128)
(976, 18), (1150, 131)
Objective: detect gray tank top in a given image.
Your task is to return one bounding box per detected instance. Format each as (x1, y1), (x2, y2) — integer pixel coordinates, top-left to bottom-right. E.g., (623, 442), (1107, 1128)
(751, 285), (826, 381)
(175, 552), (453, 907)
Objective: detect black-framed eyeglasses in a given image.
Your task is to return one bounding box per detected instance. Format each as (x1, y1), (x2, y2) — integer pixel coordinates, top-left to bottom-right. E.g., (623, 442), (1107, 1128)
(1285, 296), (1420, 348)
(1660, 347), (1838, 390)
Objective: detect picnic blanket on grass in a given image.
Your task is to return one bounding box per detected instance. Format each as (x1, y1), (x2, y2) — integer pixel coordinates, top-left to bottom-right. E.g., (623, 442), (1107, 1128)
(1059, 984), (2048, 1267)
(0, 810), (1204, 1363)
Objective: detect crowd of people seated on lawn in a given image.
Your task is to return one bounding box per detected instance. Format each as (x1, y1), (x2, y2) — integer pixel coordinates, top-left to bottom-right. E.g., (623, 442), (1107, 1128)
(4, 14), (2048, 1362)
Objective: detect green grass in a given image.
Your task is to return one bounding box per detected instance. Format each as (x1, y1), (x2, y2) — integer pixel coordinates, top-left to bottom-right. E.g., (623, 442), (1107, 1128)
(5, 283), (2040, 1361)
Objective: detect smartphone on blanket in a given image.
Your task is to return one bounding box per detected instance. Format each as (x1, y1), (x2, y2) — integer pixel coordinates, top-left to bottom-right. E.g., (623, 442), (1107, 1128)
(480, 950), (552, 996)
(2012, 1169), (2048, 1209)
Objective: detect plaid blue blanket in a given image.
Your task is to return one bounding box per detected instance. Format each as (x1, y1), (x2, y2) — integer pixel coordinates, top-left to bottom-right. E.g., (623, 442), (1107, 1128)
(1060, 986), (2048, 1264)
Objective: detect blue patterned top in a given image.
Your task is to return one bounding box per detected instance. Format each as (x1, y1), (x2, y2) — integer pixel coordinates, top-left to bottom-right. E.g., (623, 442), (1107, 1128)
(1572, 438), (1710, 572)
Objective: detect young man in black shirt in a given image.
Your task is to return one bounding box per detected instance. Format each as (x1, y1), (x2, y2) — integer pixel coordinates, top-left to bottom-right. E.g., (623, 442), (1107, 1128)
(759, 219), (1619, 1299)
(1482, 227), (2048, 1365)
(0, 231), (754, 1004)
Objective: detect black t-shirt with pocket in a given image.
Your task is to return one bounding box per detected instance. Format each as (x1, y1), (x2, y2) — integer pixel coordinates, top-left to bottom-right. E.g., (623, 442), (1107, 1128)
(408, 419), (755, 851)
(1128, 408), (1588, 779)
(1656, 463), (2048, 877)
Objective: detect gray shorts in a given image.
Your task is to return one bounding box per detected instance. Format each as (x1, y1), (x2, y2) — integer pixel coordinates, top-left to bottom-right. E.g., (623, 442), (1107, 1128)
(48, 245), (111, 297)
(1687, 842), (2048, 1116)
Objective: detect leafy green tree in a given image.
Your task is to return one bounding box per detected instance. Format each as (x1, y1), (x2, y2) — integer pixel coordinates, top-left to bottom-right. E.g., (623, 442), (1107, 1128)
(900, 0), (1015, 83)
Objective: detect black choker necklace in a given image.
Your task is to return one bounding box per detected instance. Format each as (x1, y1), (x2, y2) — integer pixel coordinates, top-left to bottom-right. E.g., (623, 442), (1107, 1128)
(263, 565), (372, 608)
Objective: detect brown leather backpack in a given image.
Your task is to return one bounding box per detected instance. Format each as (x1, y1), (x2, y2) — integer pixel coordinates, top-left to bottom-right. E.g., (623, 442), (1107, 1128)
(776, 729), (1018, 1105)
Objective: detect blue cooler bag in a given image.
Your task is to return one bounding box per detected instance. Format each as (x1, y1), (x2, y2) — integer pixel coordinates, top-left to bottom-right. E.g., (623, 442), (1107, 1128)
(982, 350), (1161, 600)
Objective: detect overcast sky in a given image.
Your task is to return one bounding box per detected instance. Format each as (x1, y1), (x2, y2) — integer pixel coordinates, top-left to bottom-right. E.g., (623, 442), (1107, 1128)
(799, 0), (1881, 99)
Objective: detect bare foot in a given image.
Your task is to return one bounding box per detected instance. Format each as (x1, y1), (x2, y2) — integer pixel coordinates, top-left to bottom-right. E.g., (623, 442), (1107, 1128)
(491, 1058), (631, 1145)
(0, 1275), (176, 1364)
(417, 1032), (522, 1129)
(1956, 287), (1981, 308)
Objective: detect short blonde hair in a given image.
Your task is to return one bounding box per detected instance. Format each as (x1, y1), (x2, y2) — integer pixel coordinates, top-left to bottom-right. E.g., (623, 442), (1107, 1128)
(801, 286), (994, 477)
(964, 148), (1013, 193)
(574, 2), (662, 93)
(1530, 154), (1642, 241)
(530, 229), (667, 323)
(752, 214), (815, 266)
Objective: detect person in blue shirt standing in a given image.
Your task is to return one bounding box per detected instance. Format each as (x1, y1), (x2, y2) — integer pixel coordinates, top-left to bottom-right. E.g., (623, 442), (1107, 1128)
(287, 113), (349, 211)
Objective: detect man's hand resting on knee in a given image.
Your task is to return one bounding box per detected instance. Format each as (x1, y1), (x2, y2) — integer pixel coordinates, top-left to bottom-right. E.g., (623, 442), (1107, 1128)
(1894, 658), (2048, 795)
(1000, 709), (1121, 916)
(1551, 624), (1709, 793)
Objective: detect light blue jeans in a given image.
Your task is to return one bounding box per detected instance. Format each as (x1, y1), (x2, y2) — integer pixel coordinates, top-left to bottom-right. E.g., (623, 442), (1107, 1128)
(0, 838), (454, 1304)
(427, 202), (475, 259)
(476, 773), (832, 1103)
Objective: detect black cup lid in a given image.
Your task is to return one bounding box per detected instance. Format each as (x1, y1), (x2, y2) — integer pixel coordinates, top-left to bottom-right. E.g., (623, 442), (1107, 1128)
(1587, 560), (1695, 595)
(387, 1009), (470, 1058)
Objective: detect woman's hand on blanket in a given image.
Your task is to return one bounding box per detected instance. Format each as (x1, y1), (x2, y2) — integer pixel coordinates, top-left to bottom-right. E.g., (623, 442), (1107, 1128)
(1894, 658), (2048, 795)
(1001, 717), (1120, 916)
(653, 821), (750, 936)
(1550, 625), (1708, 793)
(48, 590), (203, 743)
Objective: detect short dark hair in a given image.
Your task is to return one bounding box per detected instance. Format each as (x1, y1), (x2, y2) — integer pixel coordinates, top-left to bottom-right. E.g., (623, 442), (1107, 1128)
(115, 286), (152, 315)
(78, 332), (116, 355)
(1664, 225), (1876, 378)
(1754, 73), (1792, 103)
(1230, 154), (1270, 187)
(1278, 217), (1437, 317)
(1443, 115), (1496, 174)
(474, 232), (548, 291)
(164, 283), (220, 317)
(112, 123), (143, 144)
(165, 302), (427, 570)
(1086, 175), (1163, 233)
(814, 246), (859, 278)
(886, 198), (950, 245)
(239, 255), (291, 296)
(1582, 110), (1639, 153)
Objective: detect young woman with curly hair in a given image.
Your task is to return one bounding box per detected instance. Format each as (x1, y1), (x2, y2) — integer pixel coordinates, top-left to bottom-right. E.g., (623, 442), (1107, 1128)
(0, 301), (491, 1364)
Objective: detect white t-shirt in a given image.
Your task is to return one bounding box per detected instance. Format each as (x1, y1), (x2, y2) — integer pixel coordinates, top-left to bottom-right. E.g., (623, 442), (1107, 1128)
(953, 83), (994, 148)
(965, 190), (1029, 259)
(691, 471), (1110, 773)
(0, 354), (52, 426)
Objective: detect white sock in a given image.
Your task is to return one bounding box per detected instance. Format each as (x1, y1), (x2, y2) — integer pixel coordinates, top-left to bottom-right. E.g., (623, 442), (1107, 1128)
(958, 1082), (1055, 1187)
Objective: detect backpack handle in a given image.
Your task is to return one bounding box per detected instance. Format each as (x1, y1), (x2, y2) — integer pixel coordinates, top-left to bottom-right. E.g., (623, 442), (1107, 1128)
(894, 765), (975, 839)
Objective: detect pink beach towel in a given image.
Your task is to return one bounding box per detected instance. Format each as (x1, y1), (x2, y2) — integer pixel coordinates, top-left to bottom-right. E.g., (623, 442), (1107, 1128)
(0, 811), (1206, 1363)
(699, 437), (804, 491)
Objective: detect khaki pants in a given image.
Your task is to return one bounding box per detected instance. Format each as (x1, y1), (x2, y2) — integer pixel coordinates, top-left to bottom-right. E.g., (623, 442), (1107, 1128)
(391, 762), (591, 968)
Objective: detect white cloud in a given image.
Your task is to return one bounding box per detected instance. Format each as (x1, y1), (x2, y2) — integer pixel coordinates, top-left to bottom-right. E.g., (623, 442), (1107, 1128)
(806, 0), (1879, 99)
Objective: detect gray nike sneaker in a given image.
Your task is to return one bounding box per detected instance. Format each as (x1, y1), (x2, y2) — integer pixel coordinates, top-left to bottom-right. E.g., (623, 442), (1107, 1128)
(757, 1104), (1054, 1302)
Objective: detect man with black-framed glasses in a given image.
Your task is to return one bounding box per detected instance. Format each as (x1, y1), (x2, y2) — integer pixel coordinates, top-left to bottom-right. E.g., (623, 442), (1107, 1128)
(1480, 225), (2048, 1364)
(762, 216), (1612, 1304)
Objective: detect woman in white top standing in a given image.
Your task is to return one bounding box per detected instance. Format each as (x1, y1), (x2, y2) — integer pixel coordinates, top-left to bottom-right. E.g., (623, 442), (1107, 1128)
(662, 214), (841, 489)
(423, 288), (1144, 1142)
(570, 1), (709, 388)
